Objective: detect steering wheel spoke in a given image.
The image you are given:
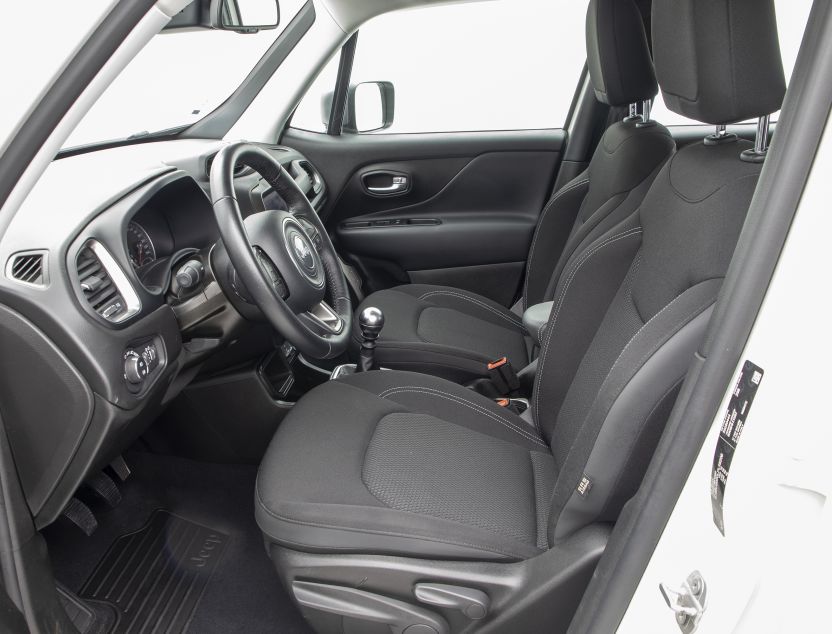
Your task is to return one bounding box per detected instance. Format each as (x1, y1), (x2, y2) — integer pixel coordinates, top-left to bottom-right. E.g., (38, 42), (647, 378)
(254, 247), (289, 300)
(300, 300), (344, 335)
(296, 216), (323, 252)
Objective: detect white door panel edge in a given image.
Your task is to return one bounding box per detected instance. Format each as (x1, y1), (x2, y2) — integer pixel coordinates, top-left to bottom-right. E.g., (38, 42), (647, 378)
(618, 113), (832, 632)
(0, 1), (189, 240)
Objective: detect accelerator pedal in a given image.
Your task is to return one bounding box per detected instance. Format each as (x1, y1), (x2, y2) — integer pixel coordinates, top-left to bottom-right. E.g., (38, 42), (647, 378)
(108, 455), (131, 481)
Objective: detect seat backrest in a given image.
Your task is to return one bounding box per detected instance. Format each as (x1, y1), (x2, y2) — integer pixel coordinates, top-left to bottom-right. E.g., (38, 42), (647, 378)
(522, 0), (675, 310)
(532, 0), (787, 543)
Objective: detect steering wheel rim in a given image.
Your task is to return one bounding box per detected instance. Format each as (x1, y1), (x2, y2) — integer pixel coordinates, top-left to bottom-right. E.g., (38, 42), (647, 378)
(209, 142), (352, 359)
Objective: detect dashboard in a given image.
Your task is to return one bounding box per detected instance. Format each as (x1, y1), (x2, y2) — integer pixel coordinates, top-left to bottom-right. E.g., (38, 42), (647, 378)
(0, 138), (326, 529)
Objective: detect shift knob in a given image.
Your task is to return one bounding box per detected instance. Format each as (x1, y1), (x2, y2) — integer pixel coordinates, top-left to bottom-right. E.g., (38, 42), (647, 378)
(359, 307), (385, 339)
(357, 307), (384, 372)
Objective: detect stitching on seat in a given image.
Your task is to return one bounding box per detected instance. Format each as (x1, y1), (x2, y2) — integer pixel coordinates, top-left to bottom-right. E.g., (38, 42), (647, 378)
(254, 484), (526, 559)
(522, 178), (590, 310)
(533, 227), (644, 423)
(607, 283), (714, 376)
(377, 385), (546, 447)
(417, 291), (525, 330)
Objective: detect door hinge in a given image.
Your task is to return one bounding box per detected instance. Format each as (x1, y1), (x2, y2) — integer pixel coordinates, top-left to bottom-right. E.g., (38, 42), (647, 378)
(659, 570), (707, 633)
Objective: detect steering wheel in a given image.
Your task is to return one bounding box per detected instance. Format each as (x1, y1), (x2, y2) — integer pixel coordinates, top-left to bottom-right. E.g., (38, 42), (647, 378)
(209, 142), (352, 359)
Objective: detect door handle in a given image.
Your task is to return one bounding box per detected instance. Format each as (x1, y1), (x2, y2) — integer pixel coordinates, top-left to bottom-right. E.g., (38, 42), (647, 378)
(367, 177), (408, 193)
(361, 171), (411, 197)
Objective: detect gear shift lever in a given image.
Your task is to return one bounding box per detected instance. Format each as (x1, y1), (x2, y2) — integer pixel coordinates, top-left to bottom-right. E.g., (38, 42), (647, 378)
(357, 307), (384, 372)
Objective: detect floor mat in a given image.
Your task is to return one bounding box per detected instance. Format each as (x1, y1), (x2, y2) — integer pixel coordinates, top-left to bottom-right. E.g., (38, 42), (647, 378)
(44, 451), (311, 634)
(80, 511), (228, 633)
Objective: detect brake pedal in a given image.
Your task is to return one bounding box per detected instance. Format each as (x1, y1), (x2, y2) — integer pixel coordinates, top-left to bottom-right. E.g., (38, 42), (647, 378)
(62, 498), (98, 536)
(85, 471), (122, 508)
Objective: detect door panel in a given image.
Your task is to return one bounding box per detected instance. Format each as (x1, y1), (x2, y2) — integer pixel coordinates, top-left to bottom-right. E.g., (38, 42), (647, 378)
(283, 127), (565, 302)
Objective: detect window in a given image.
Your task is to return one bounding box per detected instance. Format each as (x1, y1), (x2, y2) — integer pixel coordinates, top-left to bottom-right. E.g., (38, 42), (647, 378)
(61, 0), (308, 149)
(291, 0), (587, 134)
(650, 0), (813, 126)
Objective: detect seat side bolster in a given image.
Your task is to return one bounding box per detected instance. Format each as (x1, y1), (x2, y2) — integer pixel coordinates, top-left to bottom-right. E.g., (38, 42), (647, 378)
(550, 283), (719, 542)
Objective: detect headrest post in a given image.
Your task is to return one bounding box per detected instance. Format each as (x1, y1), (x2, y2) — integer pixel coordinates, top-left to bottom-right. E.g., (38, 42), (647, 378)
(754, 114), (771, 154)
(704, 123), (738, 146)
(740, 115), (771, 163)
(625, 103), (640, 122)
(641, 100), (652, 123)
(635, 99), (656, 128)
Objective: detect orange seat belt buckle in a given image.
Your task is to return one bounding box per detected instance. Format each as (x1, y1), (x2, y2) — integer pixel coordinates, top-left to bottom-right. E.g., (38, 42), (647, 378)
(488, 357), (508, 370)
(496, 398), (510, 407)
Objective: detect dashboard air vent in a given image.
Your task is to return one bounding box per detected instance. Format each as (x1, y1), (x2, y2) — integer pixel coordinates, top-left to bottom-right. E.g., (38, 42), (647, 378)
(205, 154), (250, 179)
(6, 251), (47, 286)
(291, 160), (323, 197)
(75, 241), (141, 324)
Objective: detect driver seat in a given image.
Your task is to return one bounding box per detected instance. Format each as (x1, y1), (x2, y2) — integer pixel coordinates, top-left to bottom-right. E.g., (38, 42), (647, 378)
(256, 1), (786, 632)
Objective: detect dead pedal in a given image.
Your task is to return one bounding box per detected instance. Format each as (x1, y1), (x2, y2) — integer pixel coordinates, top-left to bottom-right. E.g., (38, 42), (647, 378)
(109, 455), (131, 481)
(85, 471), (122, 508)
(62, 498), (98, 536)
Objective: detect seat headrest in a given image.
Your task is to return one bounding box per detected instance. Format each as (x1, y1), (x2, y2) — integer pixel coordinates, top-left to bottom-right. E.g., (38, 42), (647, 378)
(586, 0), (658, 107)
(653, 0), (787, 125)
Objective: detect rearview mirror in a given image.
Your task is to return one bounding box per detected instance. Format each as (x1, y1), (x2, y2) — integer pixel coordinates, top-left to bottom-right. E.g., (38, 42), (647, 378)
(320, 81), (395, 134)
(216, 0), (279, 31)
(165, 0), (279, 33)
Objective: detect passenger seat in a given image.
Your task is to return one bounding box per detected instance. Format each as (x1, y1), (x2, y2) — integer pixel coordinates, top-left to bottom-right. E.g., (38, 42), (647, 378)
(353, 0), (676, 383)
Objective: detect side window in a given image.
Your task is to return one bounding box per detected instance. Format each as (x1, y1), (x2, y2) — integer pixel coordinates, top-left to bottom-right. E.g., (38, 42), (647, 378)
(291, 0), (586, 134)
(650, 0), (813, 126)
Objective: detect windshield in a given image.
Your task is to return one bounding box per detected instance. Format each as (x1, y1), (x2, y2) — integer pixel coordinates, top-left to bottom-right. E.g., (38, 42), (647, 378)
(62, 0), (305, 150)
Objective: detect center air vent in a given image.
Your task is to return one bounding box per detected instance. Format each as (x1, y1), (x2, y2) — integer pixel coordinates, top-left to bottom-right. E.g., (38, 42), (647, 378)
(75, 241), (141, 324)
(6, 251), (47, 287)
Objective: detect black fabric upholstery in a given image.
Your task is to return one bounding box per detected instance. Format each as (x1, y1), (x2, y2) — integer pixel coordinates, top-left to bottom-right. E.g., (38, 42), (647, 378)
(526, 119), (674, 309)
(533, 137), (764, 540)
(586, 0), (658, 106)
(255, 371), (552, 562)
(653, 0), (786, 124)
(354, 284), (530, 381)
(257, 143), (765, 563)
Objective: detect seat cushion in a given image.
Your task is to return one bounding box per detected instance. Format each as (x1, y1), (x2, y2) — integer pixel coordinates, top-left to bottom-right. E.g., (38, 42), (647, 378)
(256, 370), (554, 562)
(354, 284), (531, 382)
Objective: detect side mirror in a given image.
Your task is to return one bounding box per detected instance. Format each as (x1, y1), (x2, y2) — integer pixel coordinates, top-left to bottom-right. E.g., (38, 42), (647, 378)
(320, 82), (395, 133)
(348, 82), (395, 133)
(165, 0), (279, 33)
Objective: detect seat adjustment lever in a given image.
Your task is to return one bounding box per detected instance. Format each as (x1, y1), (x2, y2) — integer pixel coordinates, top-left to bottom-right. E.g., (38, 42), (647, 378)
(414, 583), (490, 620)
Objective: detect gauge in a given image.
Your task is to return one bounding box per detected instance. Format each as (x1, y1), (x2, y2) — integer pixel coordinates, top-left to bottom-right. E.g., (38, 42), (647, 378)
(126, 221), (156, 269)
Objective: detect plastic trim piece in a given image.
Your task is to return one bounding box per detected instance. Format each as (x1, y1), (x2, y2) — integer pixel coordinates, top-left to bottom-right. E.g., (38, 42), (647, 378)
(79, 240), (142, 324)
(292, 581), (450, 634)
(4, 251), (48, 289)
(182, 1), (316, 140)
